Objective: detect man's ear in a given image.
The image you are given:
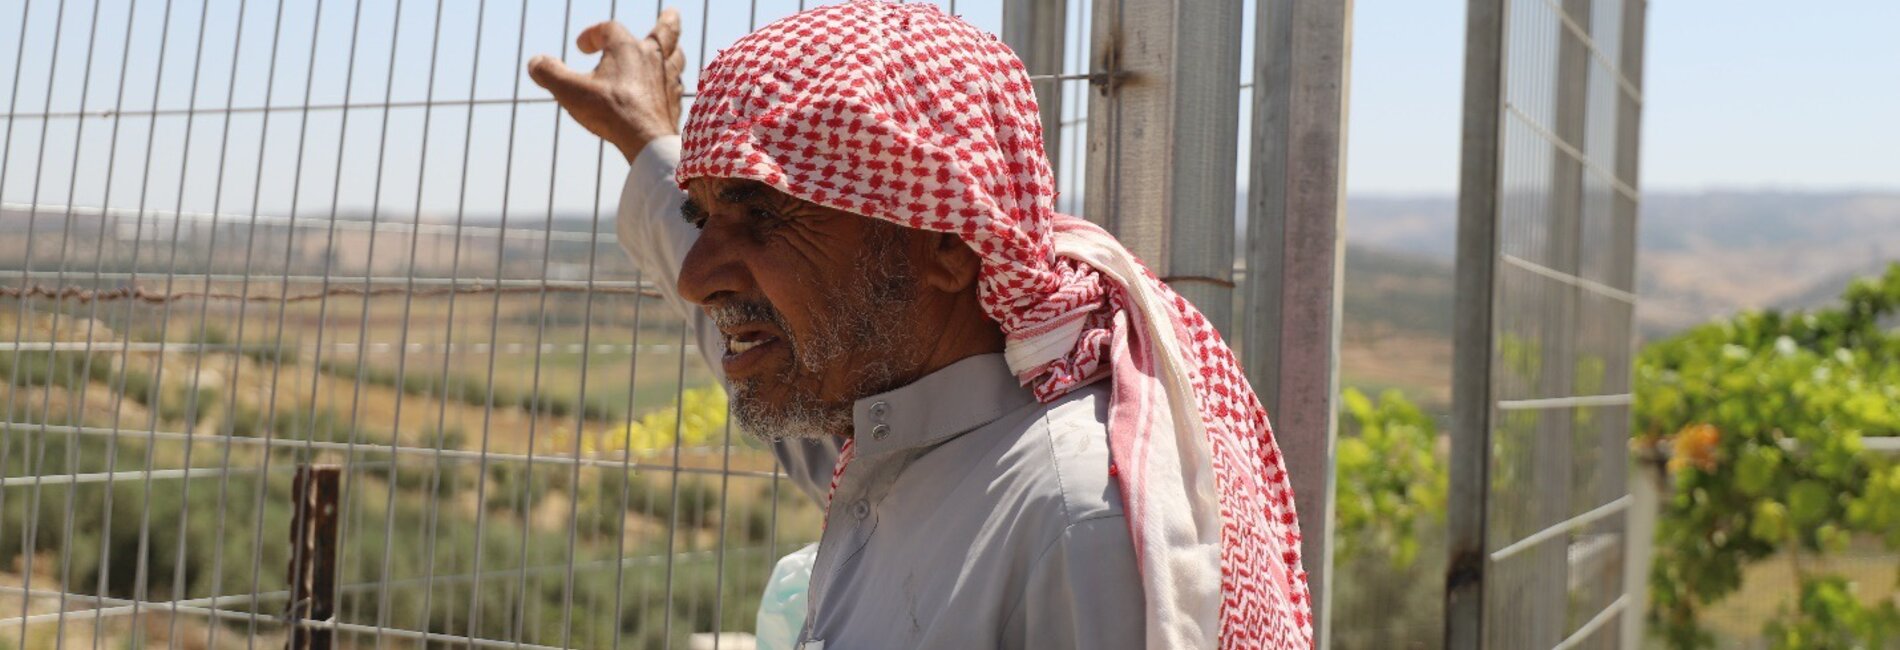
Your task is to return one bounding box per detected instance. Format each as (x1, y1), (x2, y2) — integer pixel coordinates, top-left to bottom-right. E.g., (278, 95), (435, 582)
(921, 232), (983, 294)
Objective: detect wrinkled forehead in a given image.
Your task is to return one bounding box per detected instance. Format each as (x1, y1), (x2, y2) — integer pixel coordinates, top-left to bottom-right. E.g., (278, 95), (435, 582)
(682, 177), (781, 208)
(683, 175), (929, 257)
(681, 176), (897, 231)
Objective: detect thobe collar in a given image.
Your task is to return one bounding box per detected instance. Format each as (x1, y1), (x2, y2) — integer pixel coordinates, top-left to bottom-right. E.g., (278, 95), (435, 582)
(846, 353), (1034, 458)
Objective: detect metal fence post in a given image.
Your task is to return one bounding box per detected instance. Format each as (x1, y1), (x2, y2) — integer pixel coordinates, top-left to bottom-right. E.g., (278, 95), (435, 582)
(1081, 0), (1244, 335)
(1623, 455), (1664, 647)
(1243, 1), (1354, 646)
(288, 464), (341, 650)
(1618, 3), (1653, 647)
(1446, 0), (1506, 644)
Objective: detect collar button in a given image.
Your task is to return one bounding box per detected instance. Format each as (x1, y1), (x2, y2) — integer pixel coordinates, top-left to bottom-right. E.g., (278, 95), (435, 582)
(869, 400), (890, 422)
(871, 423), (891, 440)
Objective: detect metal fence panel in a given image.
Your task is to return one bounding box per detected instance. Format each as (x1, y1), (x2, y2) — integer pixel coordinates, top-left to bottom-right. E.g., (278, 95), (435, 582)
(1447, 0), (1647, 647)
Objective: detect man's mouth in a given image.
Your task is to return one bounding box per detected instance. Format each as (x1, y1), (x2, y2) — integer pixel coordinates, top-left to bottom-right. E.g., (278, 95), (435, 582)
(725, 330), (779, 355)
(721, 327), (785, 376)
(727, 337), (770, 354)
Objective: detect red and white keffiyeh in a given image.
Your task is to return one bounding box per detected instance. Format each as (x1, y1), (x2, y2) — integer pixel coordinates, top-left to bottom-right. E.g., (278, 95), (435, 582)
(676, 2), (1311, 647)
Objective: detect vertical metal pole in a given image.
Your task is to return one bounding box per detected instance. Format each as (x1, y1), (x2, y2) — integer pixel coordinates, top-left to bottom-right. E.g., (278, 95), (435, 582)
(1623, 457), (1663, 648)
(1242, 0), (1353, 645)
(1082, 0), (1244, 335)
(1002, 0), (1068, 175)
(1617, 2), (1652, 647)
(289, 464), (342, 650)
(1446, 0), (1506, 646)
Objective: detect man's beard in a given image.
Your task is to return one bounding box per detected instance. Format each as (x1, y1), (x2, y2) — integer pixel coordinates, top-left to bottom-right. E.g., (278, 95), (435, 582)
(709, 223), (919, 443)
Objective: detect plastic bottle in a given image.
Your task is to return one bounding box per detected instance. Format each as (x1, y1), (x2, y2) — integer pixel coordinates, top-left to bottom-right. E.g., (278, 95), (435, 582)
(755, 542), (819, 650)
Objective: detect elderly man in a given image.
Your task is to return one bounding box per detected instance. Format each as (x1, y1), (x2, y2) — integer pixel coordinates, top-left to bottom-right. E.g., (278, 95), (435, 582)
(529, 2), (1309, 648)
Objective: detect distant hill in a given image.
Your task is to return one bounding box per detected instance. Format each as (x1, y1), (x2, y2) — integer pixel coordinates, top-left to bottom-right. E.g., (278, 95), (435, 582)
(8, 190), (1893, 408)
(1333, 190), (1900, 339)
(1337, 245), (1455, 410)
(1342, 244), (1454, 337)
(1635, 192), (1900, 335)
(244, 192), (1900, 398)
(1320, 190), (1900, 407)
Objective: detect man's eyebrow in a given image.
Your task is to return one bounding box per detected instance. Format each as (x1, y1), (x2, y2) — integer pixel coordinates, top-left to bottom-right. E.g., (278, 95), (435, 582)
(716, 181), (771, 206)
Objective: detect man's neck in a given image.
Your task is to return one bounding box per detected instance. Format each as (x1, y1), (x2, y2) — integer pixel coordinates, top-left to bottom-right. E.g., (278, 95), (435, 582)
(828, 296), (1004, 439)
(910, 296), (1007, 386)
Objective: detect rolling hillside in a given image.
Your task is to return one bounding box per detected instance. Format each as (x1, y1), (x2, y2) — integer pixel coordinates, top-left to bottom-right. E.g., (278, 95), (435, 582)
(1329, 190), (1900, 412)
(1339, 190), (1900, 338)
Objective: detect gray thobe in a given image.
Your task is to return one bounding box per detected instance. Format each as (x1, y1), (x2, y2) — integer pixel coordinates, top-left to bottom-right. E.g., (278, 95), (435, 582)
(617, 136), (1145, 649)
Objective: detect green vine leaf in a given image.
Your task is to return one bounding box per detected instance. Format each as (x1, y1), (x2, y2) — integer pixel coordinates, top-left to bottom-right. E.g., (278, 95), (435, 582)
(1638, 262), (1900, 648)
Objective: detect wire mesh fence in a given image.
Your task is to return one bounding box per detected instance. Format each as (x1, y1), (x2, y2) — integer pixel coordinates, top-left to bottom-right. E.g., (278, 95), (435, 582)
(1449, 0), (1648, 647)
(0, 1), (1036, 647)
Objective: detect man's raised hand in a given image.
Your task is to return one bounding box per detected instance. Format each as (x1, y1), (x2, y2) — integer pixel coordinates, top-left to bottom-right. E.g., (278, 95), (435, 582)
(527, 9), (687, 163)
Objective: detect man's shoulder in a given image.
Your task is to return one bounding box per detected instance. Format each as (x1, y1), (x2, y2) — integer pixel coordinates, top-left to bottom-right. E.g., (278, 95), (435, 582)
(978, 380), (1125, 529)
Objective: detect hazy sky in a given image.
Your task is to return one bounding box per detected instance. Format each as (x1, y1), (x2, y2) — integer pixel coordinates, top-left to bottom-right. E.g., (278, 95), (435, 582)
(3, 0), (1896, 222)
(1347, 0), (1900, 194)
(1639, 0), (1900, 192)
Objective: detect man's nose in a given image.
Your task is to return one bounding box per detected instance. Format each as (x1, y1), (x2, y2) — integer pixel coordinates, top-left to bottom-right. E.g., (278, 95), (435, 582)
(675, 227), (750, 306)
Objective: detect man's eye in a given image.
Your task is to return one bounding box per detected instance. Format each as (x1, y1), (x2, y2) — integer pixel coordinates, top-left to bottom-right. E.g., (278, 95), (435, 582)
(748, 207), (786, 229)
(680, 205), (707, 230)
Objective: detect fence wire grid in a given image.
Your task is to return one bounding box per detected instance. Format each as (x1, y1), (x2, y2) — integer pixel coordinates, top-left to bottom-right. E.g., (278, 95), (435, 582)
(1450, 0), (1648, 647)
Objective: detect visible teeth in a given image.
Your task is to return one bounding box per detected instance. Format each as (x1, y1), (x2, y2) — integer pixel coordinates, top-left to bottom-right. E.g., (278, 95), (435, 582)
(728, 338), (764, 354)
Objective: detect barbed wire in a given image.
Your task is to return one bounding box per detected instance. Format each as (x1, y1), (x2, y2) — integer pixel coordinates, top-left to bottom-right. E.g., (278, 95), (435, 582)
(0, 282), (663, 305)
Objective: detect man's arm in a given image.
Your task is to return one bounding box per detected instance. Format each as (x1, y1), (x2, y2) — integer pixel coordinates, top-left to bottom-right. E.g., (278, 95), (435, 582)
(530, 14), (839, 507)
(1003, 515), (1147, 648)
(613, 137), (702, 332)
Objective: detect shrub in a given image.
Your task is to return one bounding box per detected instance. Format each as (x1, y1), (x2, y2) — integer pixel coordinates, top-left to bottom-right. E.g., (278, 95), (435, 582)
(1331, 387), (1449, 649)
(1635, 263), (1900, 649)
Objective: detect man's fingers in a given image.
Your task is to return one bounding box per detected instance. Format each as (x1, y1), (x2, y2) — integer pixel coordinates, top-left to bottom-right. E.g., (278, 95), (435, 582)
(576, 21), (635, 55)
(527, 55), (595, 99)
(576, 23), (604, 54)
(650, 9), (682, 55)
(666, 48), (687, 78)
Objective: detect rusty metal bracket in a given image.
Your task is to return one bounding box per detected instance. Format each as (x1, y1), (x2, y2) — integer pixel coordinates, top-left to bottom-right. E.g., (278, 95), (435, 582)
(287, 464), (341, 650)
